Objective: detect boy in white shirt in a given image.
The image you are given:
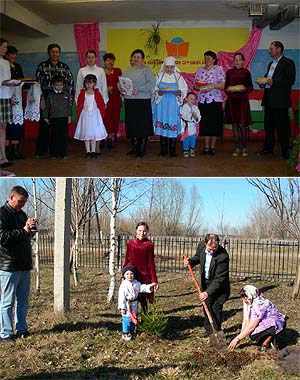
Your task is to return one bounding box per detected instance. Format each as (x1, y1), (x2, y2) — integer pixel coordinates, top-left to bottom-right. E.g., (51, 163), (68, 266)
(180, 92), (201, 158)
(118, 265), (157, 341)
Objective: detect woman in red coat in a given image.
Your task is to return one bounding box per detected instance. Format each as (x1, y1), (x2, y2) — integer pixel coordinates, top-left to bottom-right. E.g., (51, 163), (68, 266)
(123, 222), (158, 312)
(103, 53), (122, 149)
(225, 52), (253, 157)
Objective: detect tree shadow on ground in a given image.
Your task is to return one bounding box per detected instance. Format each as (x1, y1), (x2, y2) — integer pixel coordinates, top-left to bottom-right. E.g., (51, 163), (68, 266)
(223, 308), (241, 322)
(163, 304), (196, 315)
(17, 365), (165, 380)
(158, 290), (195, 298)
(40, 320), (120, 334)
(164, 314), (204, 340)
(228, 284), (279, 300)
(260, 284), (278, 293)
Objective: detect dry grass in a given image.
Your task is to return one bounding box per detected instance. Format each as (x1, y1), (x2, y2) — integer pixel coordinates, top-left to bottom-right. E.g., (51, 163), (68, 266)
(0, 268), (299, 380)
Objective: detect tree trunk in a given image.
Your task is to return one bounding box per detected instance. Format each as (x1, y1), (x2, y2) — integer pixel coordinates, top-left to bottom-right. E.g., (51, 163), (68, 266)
(71, 178), (79, 286)
(107, 178), (118, 303)
(293, 261), (300, 300)
(32, 178), (40, 295)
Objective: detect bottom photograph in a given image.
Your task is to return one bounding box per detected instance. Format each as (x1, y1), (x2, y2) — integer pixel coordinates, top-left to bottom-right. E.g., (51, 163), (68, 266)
(0, 177), (299, 380)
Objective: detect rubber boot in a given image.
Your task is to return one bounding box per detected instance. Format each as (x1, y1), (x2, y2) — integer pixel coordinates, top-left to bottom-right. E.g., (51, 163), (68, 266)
(159, 136), (168, 157)
(169, 138), (177, 157)
(136, 137), (147, 158)
(126, 138), (137, 156)
(12, 144), (24, 159)
(5, 146), (14, 161)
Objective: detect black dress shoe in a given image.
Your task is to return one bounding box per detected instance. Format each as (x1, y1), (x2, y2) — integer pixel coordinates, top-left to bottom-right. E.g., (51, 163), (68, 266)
(280, 154), (289, 160)
(200, 148), (210, 155)
(16, 331), (31, 339)
(256, 149), (273, 156)
(0, 336), (15, 343)
(0, 161), (13, 168)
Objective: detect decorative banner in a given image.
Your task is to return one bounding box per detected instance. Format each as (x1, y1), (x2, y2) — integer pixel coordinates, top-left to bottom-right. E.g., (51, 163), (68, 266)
(107, 27), (250, 73)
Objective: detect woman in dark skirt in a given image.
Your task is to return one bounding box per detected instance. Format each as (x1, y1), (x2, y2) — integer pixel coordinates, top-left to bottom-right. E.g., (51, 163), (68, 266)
(122, 49), (155, 157)
(225, 52), (253, 157)
(194, 51), (225, 155)
(5, 45), (25, 160)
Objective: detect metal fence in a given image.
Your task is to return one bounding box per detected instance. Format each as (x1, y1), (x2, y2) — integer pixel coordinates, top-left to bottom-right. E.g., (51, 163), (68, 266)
(36, 234), (299, 280)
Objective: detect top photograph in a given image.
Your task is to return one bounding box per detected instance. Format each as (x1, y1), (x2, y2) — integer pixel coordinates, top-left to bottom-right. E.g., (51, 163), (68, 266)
(0, 0), (299, 177)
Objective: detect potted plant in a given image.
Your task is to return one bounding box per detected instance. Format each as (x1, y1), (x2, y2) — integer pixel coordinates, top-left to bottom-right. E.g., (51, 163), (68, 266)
(145, 21), (161, 55)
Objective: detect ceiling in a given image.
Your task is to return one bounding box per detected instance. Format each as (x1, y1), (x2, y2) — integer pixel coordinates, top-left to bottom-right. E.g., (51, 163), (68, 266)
(1, 0), (298, 38)
(12, 0), (300, 23)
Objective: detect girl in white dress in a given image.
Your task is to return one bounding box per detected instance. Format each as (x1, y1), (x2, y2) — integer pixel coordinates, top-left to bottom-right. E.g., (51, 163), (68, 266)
(74, 74), (107, 158)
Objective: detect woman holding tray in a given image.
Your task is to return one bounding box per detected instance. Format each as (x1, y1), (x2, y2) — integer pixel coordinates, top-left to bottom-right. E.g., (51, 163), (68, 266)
(153, 56), (188, 157)
(225, 52), (253, 157)
(194, 51), (225, 156)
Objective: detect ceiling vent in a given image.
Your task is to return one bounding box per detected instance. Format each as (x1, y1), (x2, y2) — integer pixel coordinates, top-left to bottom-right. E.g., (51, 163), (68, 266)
(270, 5), (299, 30)
(249, 3), (264, 16)
(252, 4), (280, 28)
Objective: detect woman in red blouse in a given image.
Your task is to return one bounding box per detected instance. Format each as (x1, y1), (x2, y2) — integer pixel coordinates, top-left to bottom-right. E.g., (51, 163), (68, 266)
(103, 53), (122, 149)
(123, 222), (158, 312)
(225, 52), (253, 157)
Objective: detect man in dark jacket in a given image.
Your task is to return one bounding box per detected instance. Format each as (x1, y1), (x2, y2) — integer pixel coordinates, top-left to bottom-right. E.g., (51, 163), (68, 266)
(257, 41), (296, 159)
(186, 233), (230, 336)
(0, 185), (37, 341)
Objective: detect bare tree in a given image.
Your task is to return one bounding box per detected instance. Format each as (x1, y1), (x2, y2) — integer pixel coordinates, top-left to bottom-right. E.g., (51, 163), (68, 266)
(32, 178), (40, 294)
(99, 178), (151, 303)
(240, 199), (287, 239)
(182, 185), (203, 236)
(247, 178), (300, 299)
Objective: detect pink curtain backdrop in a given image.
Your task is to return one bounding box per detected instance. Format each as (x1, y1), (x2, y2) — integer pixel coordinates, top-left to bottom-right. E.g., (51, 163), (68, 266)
(74, 23), (100, 67)
(181, 26), (262, 93)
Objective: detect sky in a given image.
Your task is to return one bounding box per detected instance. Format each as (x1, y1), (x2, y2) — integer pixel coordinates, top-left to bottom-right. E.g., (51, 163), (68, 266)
(0, 177), (261, 230)
(177, 178), (260, 229)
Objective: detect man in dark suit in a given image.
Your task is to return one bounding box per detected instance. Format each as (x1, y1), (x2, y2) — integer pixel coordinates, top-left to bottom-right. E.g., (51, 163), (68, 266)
(185, 233), (230, 337)
(257, 41), (296, 159)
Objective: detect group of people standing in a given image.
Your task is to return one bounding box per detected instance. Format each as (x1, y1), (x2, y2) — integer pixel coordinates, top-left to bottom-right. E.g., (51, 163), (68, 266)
(0, 187), (287, 352)
(0, 38), (296, 167)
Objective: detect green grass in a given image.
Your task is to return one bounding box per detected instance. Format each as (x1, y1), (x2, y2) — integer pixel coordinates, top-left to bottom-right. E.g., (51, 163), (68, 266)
(0, 268), (299, 380)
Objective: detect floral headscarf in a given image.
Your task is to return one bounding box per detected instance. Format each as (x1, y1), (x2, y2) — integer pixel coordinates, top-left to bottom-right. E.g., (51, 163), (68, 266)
(241, 285), (268, 320)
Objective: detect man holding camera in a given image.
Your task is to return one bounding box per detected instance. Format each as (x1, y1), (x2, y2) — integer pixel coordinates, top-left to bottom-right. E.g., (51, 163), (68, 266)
(0, 185), (37, 342)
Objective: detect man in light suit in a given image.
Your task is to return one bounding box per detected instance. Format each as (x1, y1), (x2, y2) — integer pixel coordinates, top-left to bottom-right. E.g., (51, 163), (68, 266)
(185, 234), (230, 337)
(257, 41), (296, 159)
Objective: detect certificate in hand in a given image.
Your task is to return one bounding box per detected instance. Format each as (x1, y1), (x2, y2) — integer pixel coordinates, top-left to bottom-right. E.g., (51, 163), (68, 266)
(118, 76), (133, 95)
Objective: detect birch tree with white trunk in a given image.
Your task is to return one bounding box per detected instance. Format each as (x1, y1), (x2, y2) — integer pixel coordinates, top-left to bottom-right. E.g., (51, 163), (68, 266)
(32, 178), (40, 294)
(247, 178), (300, 300)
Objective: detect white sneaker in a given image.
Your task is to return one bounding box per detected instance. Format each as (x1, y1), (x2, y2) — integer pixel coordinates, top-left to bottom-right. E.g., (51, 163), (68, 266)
(189, 149), (196, 157)
(232, 148), (241, 157)
(122, 333), (132, 341)
(183, 151), (189, 158)
(242, 148), (248, 157)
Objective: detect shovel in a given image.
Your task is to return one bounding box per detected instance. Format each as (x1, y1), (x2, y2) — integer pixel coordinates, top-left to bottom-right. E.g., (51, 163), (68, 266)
(184, 255), (227, 350)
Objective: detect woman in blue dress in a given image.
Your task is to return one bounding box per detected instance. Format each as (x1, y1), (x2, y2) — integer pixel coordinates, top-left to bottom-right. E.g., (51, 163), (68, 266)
(153, 57), (188, 157)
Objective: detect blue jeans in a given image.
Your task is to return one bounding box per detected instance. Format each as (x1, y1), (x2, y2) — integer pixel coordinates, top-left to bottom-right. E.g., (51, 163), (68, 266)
(0, 270), (30, 338)
(183, 135), (197, 151)
(121, 315), (135, 334)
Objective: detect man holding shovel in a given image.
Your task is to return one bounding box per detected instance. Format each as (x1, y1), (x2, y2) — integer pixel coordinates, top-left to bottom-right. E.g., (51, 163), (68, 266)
(184, 234), (230, 339)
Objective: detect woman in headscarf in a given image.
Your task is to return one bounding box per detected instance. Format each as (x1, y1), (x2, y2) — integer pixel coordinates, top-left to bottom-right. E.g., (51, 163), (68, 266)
(228, 285), (286, 351)
(153, 56), (188, 157)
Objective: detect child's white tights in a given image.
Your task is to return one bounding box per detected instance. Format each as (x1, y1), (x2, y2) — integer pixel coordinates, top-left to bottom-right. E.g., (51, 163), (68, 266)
(84, 140), (96, 153)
